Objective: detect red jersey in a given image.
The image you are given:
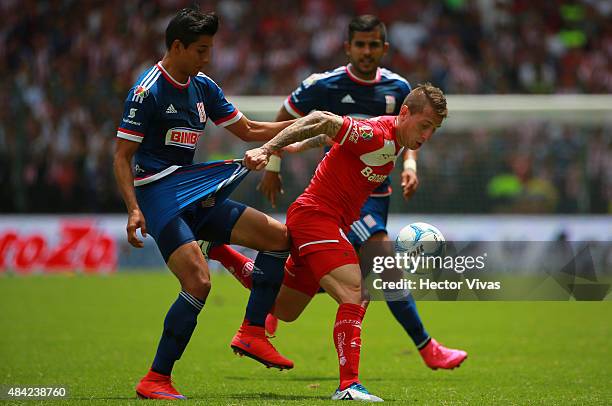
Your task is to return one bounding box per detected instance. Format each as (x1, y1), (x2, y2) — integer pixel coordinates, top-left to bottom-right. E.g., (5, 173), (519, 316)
(293, 116), (403, 229)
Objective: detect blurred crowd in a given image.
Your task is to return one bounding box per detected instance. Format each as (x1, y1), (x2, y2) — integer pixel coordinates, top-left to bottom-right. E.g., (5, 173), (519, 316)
(406, 123), (611, 214)
(0, 0), (611, 213)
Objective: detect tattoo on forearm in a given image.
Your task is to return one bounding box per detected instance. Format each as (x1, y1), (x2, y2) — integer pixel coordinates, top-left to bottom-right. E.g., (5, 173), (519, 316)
(264, 112), (342, 152)
(297, 134), (331, 151)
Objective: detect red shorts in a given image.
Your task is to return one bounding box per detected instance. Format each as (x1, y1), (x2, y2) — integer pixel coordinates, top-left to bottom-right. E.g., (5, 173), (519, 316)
(283, 205), (359, 297)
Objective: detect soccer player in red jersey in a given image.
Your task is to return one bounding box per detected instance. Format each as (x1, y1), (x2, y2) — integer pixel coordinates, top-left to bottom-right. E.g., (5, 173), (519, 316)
(213, 15), (467, 373)
(243, 83), (448, 402)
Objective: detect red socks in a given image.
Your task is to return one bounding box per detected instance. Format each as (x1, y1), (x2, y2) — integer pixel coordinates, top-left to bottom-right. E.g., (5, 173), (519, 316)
(334, 303), (366, 390)
(208, 245), (253, 289)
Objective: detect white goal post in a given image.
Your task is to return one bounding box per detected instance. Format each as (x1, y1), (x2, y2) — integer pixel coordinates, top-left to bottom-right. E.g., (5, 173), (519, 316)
(227, 95), (612, 130)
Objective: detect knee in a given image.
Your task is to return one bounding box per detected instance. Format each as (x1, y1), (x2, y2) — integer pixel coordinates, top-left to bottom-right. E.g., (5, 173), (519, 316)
(267, 224), (290, 251)
(181, 266), (211, 299)
(339, 282), (362, 305)
(198, 274), (212, 296)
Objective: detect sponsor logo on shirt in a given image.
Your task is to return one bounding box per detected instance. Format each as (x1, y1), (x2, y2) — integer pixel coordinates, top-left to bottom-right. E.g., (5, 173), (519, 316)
(341, 94), (356, 104)
(360, 166), (387, 183)
(165, 127), (203, 149)
(349, 127), (359, 144)
(122, 118), (141, 126)
(359, 139), (399, 166)
(123, 107), (141, 125)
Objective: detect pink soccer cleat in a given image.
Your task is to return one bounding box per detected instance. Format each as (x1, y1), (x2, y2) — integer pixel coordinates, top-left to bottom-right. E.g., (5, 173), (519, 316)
(419, 338), (467, 370)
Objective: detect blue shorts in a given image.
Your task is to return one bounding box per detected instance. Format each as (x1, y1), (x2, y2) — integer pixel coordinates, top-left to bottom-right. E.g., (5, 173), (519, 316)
(135, 160), (249, 261)
(156, 199), (247, 262)
(347, 196), (389, 248)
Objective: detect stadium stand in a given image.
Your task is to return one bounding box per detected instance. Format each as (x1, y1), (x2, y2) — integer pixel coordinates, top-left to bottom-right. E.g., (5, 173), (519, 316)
(0, 0), (610, 213)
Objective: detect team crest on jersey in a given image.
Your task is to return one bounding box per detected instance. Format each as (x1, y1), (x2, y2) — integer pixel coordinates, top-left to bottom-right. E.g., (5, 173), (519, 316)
(165, 127), (203, 149)
(196, 102), (207, 123)
(359, 125), (374, 140)
(134, 85), (149, 99)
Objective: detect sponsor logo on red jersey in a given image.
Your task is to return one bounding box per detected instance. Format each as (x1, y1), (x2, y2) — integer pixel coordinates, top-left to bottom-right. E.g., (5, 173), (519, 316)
(349, 127), (360, 144)
(360, 166), (388, 183)
(165, 127), (203, 149)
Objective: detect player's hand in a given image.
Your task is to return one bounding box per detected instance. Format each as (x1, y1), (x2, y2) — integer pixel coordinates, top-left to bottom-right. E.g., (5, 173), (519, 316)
(257, 170), (284, 208)
(244, 147), (270, 170)
(401, 169), (419, 200)
(126, 209), (147, 248)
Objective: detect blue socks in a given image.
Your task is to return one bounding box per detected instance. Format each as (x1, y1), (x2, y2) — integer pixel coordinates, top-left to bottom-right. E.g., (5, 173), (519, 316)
(245, 250), (289, 326)
(151, 291), (204, 375)
(384, 289), (430, 348)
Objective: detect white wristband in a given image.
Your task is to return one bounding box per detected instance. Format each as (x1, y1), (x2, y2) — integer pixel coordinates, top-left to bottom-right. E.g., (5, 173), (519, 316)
(403, 158), (417, 173)
(265, 155), (281, 172)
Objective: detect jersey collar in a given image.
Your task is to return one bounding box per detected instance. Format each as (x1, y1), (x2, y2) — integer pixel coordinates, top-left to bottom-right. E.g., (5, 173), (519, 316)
(157, 62), (191, 89)
(345, 64), (381, 85)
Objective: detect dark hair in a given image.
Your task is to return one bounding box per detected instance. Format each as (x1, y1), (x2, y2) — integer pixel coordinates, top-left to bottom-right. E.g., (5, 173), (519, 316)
(165, 8), (219, 50)
(403, 83), (448, 118)
(348, 15), (387, 43)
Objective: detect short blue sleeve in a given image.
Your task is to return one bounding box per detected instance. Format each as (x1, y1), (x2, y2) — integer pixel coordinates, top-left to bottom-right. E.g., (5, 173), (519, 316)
(283, 73), (329, 117)
(200, 75), (243, 128)
(116, 86), (156, 143)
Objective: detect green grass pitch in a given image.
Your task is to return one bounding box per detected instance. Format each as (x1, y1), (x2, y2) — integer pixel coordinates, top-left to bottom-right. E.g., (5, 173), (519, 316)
(1, 272), (610, 405)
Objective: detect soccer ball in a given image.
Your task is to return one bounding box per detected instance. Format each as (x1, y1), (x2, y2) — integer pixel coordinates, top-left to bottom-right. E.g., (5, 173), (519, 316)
(395, 222), (446, 258)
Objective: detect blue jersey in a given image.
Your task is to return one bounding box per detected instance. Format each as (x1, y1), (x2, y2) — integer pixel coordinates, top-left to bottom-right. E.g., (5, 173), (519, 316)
(284, 64), (411, 197)
(117, 62), (242, 186)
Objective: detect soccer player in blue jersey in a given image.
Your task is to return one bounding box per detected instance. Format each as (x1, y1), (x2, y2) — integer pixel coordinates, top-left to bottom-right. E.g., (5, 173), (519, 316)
(113, 8), (296, 400)
(256, 15), (467, 370)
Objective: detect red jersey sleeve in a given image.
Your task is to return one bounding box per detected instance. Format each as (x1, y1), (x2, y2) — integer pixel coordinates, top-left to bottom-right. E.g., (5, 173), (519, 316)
(332, 116), (354, 144)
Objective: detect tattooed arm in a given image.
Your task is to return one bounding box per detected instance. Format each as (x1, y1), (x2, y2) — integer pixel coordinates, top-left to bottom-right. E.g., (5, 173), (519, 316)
(283, 134), (333, 154)
(244, 111), (343, 170)
(264, 111), (342, 153)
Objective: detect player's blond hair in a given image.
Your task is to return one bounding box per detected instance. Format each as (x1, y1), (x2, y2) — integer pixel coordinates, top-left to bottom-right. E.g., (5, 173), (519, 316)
(403, 83), (448, 119)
